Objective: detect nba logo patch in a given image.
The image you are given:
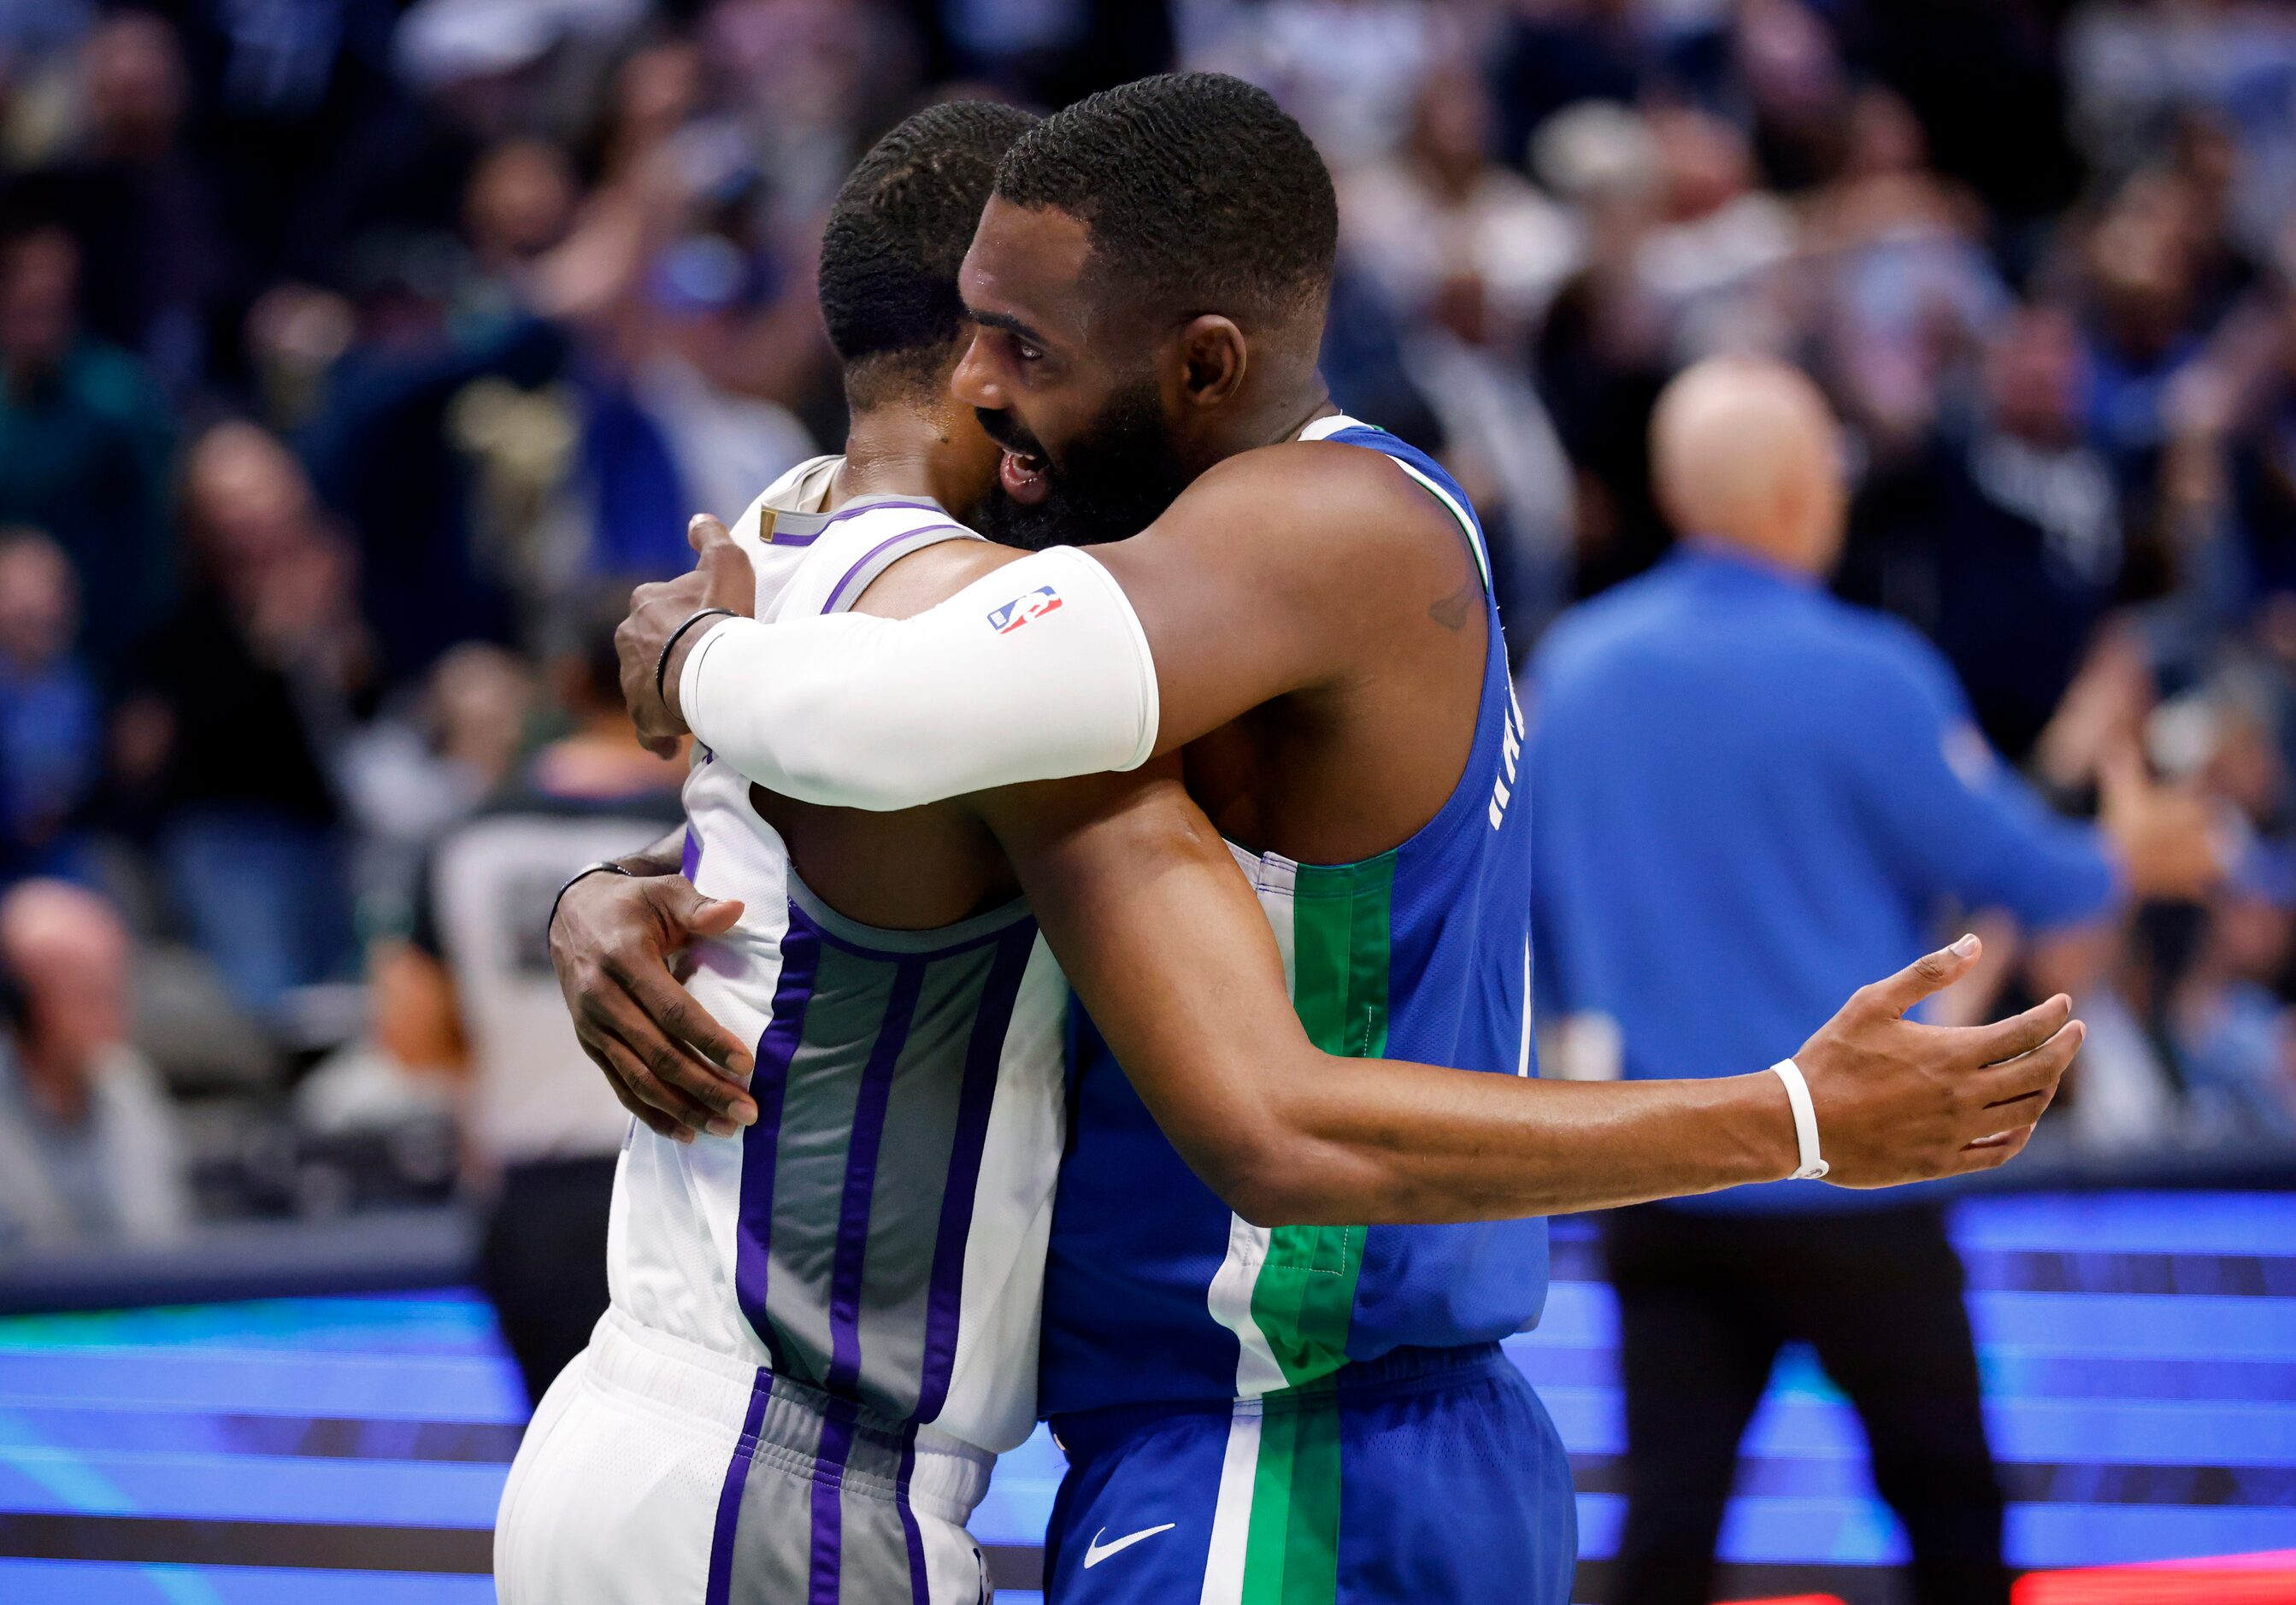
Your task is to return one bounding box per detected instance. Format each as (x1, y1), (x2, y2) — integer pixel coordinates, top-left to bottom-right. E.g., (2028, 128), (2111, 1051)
(986, 585), (1063, 635)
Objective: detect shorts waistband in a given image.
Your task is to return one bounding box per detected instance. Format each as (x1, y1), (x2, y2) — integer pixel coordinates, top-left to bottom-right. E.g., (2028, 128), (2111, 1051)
(584, 1308), (994, 1517)
(1049, 1341), (1510, 1454)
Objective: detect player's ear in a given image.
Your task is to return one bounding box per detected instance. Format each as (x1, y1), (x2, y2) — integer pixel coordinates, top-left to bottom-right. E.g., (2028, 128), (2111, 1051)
(1176, 315), (1247, 410)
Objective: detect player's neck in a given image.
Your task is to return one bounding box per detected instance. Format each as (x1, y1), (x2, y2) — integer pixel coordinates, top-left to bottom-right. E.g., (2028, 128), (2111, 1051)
(833, 405), (974, 512)
(1185, 381), (1339, 479)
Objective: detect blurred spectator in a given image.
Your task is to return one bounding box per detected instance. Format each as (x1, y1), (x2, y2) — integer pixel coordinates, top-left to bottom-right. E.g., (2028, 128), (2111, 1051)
(0, 879), (189, 1246)
(1533, 102), (1676, 598)
(1841, 303), (2122, 761)
(32, 13), (237, 396)
(1341, 62), (1581, 348)
(1634, 107), (1798, 361)
(1341, 62), (1579, 634)
(2080, 170), (2211, 490)
(0, 527), (97, 878)
(2065, 0), (2296, 257)
(1807, 85), (2007, 449)
(546, 84), (820, 581)
(1843, 0), (2082, 229)
(1490, 0), (1668, 168)
(0, 224), (174, 682)
(297, 227), (561, 687)
(343, 642), (539, 935)
(379, 599), (682, 1401)
(1734, 0), (1852, 194)
(2169, 858), (2296, 1143)
(116, 422), (370, 1020)
(704, 0), (924, 217)
(1191, 0), (1464, 173)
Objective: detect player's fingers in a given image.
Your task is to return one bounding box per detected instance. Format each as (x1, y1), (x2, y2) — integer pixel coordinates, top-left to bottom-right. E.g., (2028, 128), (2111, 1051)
(1975, 1018), (2083, 1099)
(686, 896), (744, 938)
(688, 513), (733, 556)
(647, 877), (744, 943)
(619, 958), (757, 1086)
(580, 1035), (692, 1143)
(594, 1019), (723, 1137)
(588, 971), (754, 1126)
(1956, 1120), (2037, 1171)
(1855, 933), (1981, 1019)
(598, 1052), (687, 1142)
(1961, 993), (2075, 1066)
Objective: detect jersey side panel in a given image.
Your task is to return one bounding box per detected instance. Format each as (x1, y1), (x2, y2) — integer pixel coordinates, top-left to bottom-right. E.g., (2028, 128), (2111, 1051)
(613, 477), (1061, 1451)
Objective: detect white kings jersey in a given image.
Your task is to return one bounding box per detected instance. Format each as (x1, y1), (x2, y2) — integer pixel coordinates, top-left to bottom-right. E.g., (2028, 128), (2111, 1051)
(606, 457), (1069, 1455)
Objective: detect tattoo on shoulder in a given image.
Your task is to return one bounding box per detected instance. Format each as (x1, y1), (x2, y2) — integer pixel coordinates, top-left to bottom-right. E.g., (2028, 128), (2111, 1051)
(1428, 576), (1479, 632)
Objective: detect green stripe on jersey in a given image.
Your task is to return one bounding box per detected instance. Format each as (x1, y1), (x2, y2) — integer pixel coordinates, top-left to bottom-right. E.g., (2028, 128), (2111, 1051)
(1245, 1391), (1342, 1605)
(1245, 855), (1392, 1389)
(1200, 1393), (1344, 1605)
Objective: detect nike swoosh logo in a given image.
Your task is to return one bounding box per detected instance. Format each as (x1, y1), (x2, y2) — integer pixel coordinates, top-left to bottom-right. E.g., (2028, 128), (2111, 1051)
(1081, 1523), (1176, 1568)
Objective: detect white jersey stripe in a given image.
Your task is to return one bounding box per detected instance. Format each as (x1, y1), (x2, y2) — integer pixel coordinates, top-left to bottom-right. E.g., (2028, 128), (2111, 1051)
(1197, 1399), (1264, 1605)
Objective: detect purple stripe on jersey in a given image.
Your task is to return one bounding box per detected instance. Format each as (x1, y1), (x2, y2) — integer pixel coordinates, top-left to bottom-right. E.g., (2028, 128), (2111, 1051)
(807, 1396), (860, 1605)
(912, 922), (1037, 1423)
(895, 1429), (929, 1605)
(733, 902), (823, 1368)
(824, 959), (925, 1394)
(820, 524), (968, 615)
(772, 497), (947, 549)
(704, 1368), (774, 1605)
(680, 825), (700, 880)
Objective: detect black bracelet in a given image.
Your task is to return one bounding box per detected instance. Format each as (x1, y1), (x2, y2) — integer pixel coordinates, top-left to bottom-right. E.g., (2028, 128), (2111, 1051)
(656, 608), (738, 712)
(549, 860), (639, 940)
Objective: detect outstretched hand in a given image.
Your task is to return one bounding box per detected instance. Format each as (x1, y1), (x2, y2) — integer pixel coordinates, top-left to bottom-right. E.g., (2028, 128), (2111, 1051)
(617, 514), (756, 756)
(1794, 934), (2085, 1187)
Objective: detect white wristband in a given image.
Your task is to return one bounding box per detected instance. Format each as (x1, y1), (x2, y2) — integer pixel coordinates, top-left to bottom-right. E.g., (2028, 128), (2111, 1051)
(1770, 1059), (1829, 1180)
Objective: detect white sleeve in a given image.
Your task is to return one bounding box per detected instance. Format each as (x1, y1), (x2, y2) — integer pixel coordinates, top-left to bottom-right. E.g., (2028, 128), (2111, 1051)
(679, 544), (1159, 810)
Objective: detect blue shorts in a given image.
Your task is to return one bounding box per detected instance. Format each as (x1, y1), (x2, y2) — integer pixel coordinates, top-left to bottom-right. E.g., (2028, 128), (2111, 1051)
(1043, 1343), (1575, 1604)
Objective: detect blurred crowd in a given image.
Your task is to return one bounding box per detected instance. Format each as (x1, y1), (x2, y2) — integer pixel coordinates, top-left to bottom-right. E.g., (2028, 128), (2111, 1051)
(0, 0), (2290, 1244)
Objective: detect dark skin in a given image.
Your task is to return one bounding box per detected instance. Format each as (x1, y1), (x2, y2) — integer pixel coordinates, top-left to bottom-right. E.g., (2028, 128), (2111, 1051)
(580, 203), (2086, 1216)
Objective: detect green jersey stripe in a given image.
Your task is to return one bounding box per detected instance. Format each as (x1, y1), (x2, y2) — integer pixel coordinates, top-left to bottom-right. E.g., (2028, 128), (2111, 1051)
(1216, 1392), (1341, 1605)
(1246, 856), (1392, 1388)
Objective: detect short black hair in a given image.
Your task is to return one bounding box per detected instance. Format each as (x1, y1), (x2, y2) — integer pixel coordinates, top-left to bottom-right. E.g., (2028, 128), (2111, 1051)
(993, 73), (1337, 325)
(818, 99), (1039, 400)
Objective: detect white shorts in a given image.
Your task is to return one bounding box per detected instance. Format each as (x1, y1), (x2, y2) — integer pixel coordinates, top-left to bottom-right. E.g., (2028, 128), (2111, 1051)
(495, 1307), (997, 1604)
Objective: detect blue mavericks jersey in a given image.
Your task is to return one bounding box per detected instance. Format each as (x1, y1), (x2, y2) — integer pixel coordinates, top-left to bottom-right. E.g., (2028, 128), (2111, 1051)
(1039, 417), (1549, 1416)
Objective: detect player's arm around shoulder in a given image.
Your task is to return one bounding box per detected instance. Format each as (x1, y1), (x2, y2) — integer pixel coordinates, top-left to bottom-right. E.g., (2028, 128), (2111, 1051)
(1096, 438), (1487, 750)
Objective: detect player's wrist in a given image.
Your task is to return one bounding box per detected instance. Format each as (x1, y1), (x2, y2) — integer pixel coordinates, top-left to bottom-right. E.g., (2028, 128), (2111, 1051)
(549, 861), (639, 940)
(1715, 1070), (1804, 1185)
(658, 610), (736, 727)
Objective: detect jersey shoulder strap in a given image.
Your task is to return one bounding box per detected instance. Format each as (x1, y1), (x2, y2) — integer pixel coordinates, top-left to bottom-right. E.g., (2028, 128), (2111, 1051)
(731, 473), (982, 623)
(1298, 414), (1492, 594)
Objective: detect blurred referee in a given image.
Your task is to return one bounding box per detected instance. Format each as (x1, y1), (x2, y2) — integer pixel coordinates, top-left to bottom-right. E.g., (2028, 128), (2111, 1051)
(385, 608), (684, 1404)
(1527, 357), (2221, 1605)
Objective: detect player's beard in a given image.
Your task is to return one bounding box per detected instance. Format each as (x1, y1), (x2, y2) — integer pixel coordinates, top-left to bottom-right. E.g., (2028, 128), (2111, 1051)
(974, 379), (1192, 552)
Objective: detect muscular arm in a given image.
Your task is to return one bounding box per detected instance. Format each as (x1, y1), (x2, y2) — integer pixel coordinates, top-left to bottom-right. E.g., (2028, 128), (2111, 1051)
(977, 767), (2085, 1221)
(673, 444), (1455, 808)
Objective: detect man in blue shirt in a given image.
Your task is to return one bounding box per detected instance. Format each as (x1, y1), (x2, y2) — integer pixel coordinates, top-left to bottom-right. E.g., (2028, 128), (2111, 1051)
(1528, 357), (2220, 1605)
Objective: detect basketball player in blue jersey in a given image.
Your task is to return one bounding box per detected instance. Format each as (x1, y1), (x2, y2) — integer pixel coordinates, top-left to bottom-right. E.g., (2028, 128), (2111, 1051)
(573, 79), (2087, 1604)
